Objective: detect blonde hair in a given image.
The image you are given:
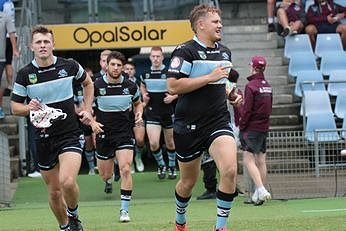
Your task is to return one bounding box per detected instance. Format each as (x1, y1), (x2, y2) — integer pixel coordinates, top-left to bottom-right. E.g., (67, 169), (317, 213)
(189, 4), (221, 33)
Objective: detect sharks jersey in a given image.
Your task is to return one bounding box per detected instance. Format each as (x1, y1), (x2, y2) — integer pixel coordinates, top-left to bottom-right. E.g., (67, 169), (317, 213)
(94, 75), (140, 137)
(11, 56), (87, 136)
(167, 36), (232, 134)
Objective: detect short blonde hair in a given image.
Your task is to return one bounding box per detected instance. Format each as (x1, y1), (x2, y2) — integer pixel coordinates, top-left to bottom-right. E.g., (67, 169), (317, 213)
(189, 4), (221, 33)
(100, 49), (112, 59)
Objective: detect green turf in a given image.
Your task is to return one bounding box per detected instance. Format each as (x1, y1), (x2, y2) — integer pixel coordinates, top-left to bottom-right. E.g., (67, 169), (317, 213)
(1, 172), (346, 230)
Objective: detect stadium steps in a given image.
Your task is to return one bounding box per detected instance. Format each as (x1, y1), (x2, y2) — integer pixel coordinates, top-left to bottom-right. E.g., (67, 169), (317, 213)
(222, 21), (299, 131)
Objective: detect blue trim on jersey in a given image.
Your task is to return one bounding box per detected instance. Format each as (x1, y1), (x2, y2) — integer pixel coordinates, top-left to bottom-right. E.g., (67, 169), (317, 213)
(190, 60), (231, 84)
(27, 76), (74, 104)
(193, 35), (218, 49)
(12, 82), (27, 97)
(144, 79), (167, 93)
(75, 64), (85, 81)
(97, 95), (132, 112)
(103, 75), (125, 84)
(181, 60), (192, 75)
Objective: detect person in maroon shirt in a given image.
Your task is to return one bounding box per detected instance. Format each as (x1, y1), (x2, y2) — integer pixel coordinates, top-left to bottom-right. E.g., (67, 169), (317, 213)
(239, 56), (272, 206)
(276, 0), (305, 37)
(305, 0), (346, 48)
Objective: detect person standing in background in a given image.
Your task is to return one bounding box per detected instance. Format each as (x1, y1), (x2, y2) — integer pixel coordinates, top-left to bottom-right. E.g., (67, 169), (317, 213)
(239, 56), (273, 206)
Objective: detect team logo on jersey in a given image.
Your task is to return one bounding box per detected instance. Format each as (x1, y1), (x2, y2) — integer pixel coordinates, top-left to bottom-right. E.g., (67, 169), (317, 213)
(99, 88), (106, 95)
(198, 50), (207, 60)
(58, 69), (68, 78)
(222, 52), (229, 60)
(145, 73), (150, 79)
(78, 90), (83, 96)
(28, 74), (37, 84)
(170, 56), (181, 69)
(161, 74), (166, 79)
(123, 88), (130, 95)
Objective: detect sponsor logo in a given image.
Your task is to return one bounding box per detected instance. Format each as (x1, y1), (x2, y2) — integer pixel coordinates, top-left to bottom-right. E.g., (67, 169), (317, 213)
(58, 69), (68, 78)
(170, 57), (181, 69)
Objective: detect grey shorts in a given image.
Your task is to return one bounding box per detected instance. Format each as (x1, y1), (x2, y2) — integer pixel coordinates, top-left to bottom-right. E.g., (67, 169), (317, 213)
(240, 131), (268, 154)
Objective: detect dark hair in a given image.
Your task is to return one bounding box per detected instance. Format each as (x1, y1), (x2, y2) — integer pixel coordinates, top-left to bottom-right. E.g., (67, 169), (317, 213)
(31, 25), (54, 41)
(125, 61), (136, 67)
(228, 69), (239, 83)
(189, 4), (221, 33)
(107, 51), (126, 65)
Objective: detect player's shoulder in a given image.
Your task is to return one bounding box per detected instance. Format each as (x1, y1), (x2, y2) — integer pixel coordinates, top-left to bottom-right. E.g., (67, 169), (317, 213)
(17, 62), (35, 77)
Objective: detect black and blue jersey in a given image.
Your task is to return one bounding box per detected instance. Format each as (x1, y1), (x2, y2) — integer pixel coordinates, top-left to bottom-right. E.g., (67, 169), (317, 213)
(12, 56), (86, 136)
(167, 36), (232, 134)
(94, 75), (140, 137)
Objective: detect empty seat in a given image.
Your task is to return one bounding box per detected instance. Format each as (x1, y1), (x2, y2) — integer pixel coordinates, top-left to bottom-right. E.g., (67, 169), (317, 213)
(288, 53), (318, 77)
(334, 0), (346, 7)
(327, 70), (346, 96)
(284, 34), (315, 59)
(294, 70), (325, 97)
(341, 117), (346, 139)
(300, 90), (332, 116)
(305, 111), (340, 142)
(315, 33), (344, 58)
(335, 91), (346, 119)
(320, 51), (346, 76)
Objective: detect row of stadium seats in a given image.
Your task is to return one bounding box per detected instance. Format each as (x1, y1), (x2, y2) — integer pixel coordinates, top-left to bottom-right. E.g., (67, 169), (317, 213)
(285, 34), (346, 77)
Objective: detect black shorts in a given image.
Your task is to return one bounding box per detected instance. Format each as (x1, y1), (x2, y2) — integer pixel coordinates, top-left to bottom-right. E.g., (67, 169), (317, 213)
(5, 38), (13, 65)
(36, 130), (84, 171)
(145, 108), (174, 129)
(95, 133), (134, 160)
(79, 121), (93, 136)
(240, 131), (268, 154)
(316, 23), (339, 34)
(174, 123), (234, 162)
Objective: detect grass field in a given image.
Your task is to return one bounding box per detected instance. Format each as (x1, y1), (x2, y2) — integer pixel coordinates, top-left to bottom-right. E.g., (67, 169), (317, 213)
(1, 172), (346, 231)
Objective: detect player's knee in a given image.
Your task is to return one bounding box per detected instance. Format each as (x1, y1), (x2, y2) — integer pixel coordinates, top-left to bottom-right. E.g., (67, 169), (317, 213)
(119, 164), (131, 178)
(60, 176), (77, 190)
(220, 165), (237, 180)
(48, 188), (63, 201)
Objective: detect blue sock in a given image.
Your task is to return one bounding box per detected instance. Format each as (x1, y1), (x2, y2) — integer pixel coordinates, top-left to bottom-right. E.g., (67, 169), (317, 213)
(152, 148), (165, 167)
(166, 149), (176, 167)
(85, 150), (95, 170)
(67, 205), (78, 218)
(215, 190), (237, 230)
(120, 189), (132, 212)
(135, 145), (143, 158)
(175, 191), (191, 225)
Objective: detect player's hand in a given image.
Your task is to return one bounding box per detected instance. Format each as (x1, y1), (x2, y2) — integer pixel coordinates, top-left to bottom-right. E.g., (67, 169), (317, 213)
(28, 98), (43, 111)
(327, 14), (336, 24)
(209, 65), (231, 82)
(90, 120), (104, 134)
(230, 93), (243, 107)
(142, 92), (150, 105)
(163, 93), (175, 104)
(134, 112), (143, 127)
(78, 110), (92, 125)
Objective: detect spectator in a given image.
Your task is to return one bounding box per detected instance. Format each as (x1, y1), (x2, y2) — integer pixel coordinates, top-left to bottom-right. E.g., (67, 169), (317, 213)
(2, 0), (17, 96)
(239, 56), (273, 206)
(268, 0), (277, 32)
(0, 1), (19, 118)
(93, 49), (111, 80)
(276, 0), (305, 37)
(305, 0), (346, 48)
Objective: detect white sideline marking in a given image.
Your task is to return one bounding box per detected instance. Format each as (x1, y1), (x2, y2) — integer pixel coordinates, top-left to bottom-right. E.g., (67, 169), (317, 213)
(302, 208), (346, 213)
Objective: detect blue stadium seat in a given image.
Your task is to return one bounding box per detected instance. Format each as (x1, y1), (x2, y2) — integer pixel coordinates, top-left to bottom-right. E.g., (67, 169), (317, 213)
(320, 51), (346, 76)
(288, 53), (318, 77)
(341, 118), (346, 139)
(315, 33), (344, 58)
(284, 34), (314, 59)
(334, 0), (346, 7)
(327, 70), (346, 96)
(294, 70), (325, 97)
(305, 111), (340, 142)
(334, 91), (346, 119)
(300, 90), (332, 116)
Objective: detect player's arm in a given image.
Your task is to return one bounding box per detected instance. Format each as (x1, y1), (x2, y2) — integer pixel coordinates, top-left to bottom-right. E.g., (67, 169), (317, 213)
(167, 65), (230, 95)
(133, 99), (144, 125)
(79, 73), (94, 124)
(11, 98), (42, 116)
(140, 82), (150, 107)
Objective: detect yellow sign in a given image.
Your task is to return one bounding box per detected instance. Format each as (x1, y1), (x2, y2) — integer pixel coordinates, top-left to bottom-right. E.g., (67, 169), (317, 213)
(47, 20), (194, 50)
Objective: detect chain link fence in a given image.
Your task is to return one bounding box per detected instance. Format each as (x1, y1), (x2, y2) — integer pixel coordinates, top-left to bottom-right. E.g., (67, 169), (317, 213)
(0, 131), (11, 207)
